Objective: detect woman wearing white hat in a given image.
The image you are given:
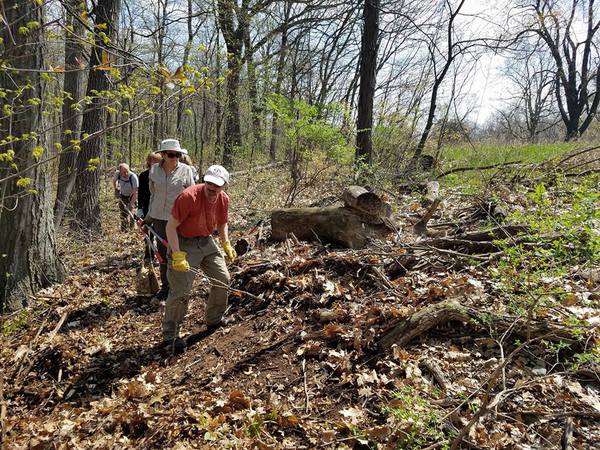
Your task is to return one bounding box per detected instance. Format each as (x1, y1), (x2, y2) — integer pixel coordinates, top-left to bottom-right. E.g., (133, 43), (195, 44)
(147, 139), (195, 300)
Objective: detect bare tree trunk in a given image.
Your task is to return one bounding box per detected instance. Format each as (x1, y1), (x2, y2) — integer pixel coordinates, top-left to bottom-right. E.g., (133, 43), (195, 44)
(269, 1), (291, 163)
(244, 27), (263, 155)
(355, 0), (380, 167)
(411, 0), (466, 166)
(217, 0), (244, 168)
(73, 0), (121, 234)
(0, 0), (64, 312)
(54, 0), (86, 227)
(177, 0), (194, 136)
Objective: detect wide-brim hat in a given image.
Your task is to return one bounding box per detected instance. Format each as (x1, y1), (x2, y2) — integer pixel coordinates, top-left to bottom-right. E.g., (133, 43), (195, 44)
(159, 139), (188, 155)
(204, 164), (230, 186)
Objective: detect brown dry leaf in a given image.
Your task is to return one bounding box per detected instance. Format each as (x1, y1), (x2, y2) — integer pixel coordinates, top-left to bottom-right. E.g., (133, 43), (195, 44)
(339, 407), (364, 424)
(323, 323), (344, 340)
(392, 346), (411, 362)
(321, 429), (336, 444)
(278, 414), (299, 427)
(228, 390), (251, 410)
(120, 380), (149, 400)
(367, 425), (391, 441)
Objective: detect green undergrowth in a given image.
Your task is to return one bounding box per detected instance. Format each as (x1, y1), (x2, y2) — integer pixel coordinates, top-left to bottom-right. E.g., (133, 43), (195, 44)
(439, 142), (577, 191)
(490, 174), (600, 366)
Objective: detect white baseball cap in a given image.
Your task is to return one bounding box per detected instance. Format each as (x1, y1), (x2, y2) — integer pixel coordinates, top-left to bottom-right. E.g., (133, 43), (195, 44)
(159, 139), (188, 154)
(204, 165), (230, 186)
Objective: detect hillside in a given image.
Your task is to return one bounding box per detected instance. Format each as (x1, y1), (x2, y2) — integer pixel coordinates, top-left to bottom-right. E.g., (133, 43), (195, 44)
(1, 154), (599, 449)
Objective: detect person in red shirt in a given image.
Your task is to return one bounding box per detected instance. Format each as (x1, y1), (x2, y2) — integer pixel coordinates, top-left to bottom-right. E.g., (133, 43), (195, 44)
(162, 165), (237, 352)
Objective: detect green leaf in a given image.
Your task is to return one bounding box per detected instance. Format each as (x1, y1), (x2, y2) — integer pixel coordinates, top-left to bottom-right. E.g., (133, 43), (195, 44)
(16, 177), (32, 188)
(32, 146), (44, 160)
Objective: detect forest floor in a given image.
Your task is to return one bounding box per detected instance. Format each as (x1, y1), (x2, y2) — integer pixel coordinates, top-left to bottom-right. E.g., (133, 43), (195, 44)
(1, 149), (599, 449)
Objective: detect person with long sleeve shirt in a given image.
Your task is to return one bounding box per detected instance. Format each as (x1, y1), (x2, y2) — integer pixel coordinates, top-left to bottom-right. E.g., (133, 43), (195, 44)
(113, 163), (139, 231)
(147, 139), (195, 300)
(162, 164), (237, 352)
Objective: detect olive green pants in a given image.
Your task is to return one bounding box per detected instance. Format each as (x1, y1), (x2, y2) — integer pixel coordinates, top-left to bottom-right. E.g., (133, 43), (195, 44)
(162, 236), (230, 341)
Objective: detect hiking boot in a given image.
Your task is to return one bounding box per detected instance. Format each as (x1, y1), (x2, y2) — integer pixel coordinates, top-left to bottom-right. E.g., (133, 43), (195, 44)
(162, 337), (187, 354)
(154, 289), (168, 301)
(206, 317), (230, 333)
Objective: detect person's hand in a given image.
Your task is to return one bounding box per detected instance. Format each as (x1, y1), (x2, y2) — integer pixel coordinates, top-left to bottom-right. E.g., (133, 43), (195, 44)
(171, 251), (190, 272)
(221, 239), (237, 262)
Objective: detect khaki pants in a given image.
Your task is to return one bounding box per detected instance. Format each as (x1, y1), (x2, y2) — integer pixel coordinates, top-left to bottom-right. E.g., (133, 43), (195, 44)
(119, 194), (134, 230)
(162, 236), (230, 341)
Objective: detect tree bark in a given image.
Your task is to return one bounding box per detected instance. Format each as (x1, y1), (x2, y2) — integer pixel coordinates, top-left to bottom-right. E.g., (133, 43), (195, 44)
(533, 0), (600, 141)
(0, 0), (64, 312)
(54, 0), (86, 227)
(176, 0), (194, 136)
(72, 0), (121, 234)
(271, 206), (391, 248)
(217, 0), (245, 169)
(355, 0), (379, 166)
(268, 2), (291, 162)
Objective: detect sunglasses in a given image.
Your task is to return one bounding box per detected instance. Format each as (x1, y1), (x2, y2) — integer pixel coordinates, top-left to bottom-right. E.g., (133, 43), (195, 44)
(165, 152), (180, 158)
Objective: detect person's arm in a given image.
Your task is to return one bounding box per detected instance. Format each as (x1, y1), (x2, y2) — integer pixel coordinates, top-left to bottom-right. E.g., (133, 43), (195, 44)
(165, 215), (181, 252)
(166, 214), (190, 272)
(217, 222), (229, 242)
(130, 188), (138, 207)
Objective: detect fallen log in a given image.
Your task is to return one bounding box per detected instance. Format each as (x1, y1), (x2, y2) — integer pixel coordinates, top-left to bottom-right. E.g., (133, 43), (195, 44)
(379, 299), (583, 349)
(271, 206), (392, 248)
(342, 185), (391, 220)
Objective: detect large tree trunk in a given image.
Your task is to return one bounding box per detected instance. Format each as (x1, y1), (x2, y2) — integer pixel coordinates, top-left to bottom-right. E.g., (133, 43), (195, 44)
(0, 0), (64, 312)
(268, 3), (291, 162)
(355, 0), (379, 167)
(54, 0), (86, 227)
(244, 27), (263, 156)
(217, 0), (244, 169)
(72, 0), (121, 234)
(176, 0), (194, 136)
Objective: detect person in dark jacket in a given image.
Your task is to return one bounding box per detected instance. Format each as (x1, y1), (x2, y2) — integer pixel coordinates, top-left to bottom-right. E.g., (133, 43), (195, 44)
(138, 152), (162, 218)
(138, 152), (162, 261)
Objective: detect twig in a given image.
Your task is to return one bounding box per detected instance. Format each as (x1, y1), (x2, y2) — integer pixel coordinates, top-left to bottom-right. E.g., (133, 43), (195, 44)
(554, 144), (600, 167)
(436, 161), (523, 179)
(13, 311), (67, 389)
(420, 360), (449, 393)
(302, 358), (310, 412)
(561, 417), (574, 450)
(422, 245), (500, 261)
(519, 410), (600, 419)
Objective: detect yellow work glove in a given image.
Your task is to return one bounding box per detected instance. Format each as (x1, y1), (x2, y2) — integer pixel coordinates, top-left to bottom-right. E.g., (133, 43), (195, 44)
(221, 239), (237, 262)
(171, 251), (190, 272)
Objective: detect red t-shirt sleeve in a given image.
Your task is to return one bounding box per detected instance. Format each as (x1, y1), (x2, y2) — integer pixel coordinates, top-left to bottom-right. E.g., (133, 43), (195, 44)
(171, 190), (192, 224)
